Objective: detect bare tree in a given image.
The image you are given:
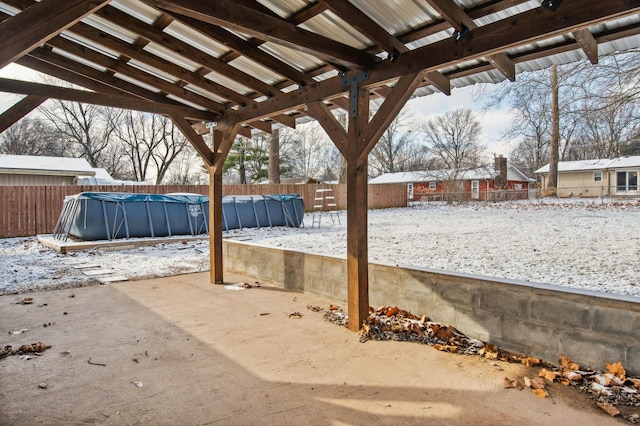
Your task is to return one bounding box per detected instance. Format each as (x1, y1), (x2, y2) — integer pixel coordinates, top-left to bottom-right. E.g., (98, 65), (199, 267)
(422, 108), (485, 171)
(490, 51), (640, 178)
(280, 122), (338, 179)
(112, 111), (192, 184)
(421, 109), (486, 203)
(39, 100), (119, 168)
(368, 111), (427, 176)
(0, 118), (64, 156)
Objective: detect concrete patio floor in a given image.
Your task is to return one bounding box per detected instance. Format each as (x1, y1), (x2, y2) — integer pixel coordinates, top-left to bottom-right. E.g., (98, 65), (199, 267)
(0, 272), (621, 425)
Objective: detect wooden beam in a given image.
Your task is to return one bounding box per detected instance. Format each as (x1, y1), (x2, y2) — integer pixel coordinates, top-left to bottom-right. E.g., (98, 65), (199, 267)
(247, 120), (272, 134)
(271, 114), (296, 129)
(0, 78), (218, 121)
(425, 71), (451, 95)
(0, 0), (108, 69)
(428, 0), (516, 81)
(573, 29), (599, 64)
(169, 115), (213, 166)
(170, 12), (315, 87)
(0, 95), (47, 133)
(220, 1), (640, 125)
(320, 0), (407, 56)
(486, 53), (516, 82)
(212, 125), (241, 173)
(18, 49), (187, 106)
(91, 4), (277, 99)
(345, 85), (370, 332)
(37, 35), (226, 114)
(305, 101), (347, 158)
(46, 16), (253, 106)
(141, 0), (377, 70)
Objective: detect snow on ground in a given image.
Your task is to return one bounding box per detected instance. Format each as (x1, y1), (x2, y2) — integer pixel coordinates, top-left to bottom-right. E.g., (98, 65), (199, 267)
(1, 198), (639, 298)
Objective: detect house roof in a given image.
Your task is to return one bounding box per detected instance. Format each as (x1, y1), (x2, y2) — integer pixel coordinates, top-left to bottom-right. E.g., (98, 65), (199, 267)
(370, 165), (534, 184)
(534, 156), (640, 174)
(0, 0), (638, 147)
(0, 154), (95, 177)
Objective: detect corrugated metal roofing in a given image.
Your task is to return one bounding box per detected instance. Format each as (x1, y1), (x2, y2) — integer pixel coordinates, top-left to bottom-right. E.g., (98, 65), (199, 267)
(0, 0), (639, 132)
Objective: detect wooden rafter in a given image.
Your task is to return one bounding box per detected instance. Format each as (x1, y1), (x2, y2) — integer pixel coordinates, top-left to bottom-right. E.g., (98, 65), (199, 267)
(17, 52), (188, 108)
(427, 0), (516, 81)
(0, 0), (109, 69)
(0, 95), (47, 133)
(221, 1), (640, 126)
(320, 0), (406, 57)
(92, 5), (277, 99)
(140, 0), (377, 70)
(170, 13), (315, 88)
(0, 78), (216, 121)
(573, 29), (599, 64)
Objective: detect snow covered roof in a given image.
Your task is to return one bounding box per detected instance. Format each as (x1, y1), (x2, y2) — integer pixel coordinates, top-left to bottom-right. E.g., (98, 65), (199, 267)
(0, 155), (95, 177)
(534, 156), (640, 174)
(370, 166), (534, 184)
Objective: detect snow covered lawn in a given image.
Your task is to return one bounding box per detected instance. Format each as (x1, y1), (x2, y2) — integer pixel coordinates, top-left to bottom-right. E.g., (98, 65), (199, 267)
(1, 198), (639, 298)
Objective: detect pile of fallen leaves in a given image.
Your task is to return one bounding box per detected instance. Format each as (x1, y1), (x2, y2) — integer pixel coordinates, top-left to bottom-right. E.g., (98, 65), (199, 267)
(316, 304), (640, 421)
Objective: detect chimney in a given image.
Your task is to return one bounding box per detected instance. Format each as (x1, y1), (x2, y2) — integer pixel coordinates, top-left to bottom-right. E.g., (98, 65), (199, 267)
(494, 155), (508, 189)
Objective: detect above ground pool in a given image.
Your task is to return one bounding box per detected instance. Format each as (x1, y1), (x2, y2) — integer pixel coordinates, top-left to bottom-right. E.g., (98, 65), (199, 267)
(53, 192), (305, 241)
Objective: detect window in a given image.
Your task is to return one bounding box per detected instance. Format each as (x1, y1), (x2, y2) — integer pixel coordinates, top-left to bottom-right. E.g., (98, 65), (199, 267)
(514, 183), (523, 190)
(594, 171), (602, 182)
(617, 171), (638, 192)
(429, 181), (436, 190)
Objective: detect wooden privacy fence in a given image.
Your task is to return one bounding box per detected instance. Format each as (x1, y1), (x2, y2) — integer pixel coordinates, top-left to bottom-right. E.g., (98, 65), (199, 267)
(0, 183), (406, 238)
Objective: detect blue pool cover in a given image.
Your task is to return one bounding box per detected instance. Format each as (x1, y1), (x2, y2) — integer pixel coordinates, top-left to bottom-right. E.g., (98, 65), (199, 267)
(53, 192), (305, 241)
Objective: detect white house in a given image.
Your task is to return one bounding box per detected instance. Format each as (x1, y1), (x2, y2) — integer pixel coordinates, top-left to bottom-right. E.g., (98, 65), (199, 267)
(534, 155), (640, 197)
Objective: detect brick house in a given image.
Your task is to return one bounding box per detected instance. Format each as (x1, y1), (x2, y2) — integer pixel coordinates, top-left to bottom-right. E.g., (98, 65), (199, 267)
(369, 156), (534, 202)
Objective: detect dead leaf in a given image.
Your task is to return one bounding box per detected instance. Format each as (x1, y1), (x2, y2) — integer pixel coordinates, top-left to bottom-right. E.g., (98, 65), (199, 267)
(385, 306), (399, 317)
(306, 305), (322, 312)
(288, 312), (303, 319)
(521, 357), (540, 367)
(606, 361), (626, 379)
(562, 371), (583, 381)
(532, 388), (549, 398)
(503, 377), (524, 390)
(559, 355), (581, 371)
(524, 376), (546, 390)
(539, 368), (558, 382)
(596, 402), (620, 417)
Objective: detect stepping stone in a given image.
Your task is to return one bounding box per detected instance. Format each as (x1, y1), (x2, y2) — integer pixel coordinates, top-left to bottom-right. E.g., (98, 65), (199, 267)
(71, 263), (102, 269)
(82, 268), (116, 276)
(96, 275), (129, 284)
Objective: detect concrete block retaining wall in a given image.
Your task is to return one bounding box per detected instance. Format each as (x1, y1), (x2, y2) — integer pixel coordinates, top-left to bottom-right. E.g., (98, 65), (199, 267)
(223, 239), (640, 375)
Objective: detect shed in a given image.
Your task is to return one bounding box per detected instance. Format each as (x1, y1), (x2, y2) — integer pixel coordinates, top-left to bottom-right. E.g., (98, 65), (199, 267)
(0, 154), (95, 185)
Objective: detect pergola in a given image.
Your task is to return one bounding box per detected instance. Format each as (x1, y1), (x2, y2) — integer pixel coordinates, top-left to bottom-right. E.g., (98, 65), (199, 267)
(1, 0), (639, 331)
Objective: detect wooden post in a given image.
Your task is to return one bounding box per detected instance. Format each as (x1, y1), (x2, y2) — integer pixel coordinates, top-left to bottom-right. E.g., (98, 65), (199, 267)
(209, 163), (224, 284)
(346, 85), (370, 331)
(209, 126), (240, 284)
